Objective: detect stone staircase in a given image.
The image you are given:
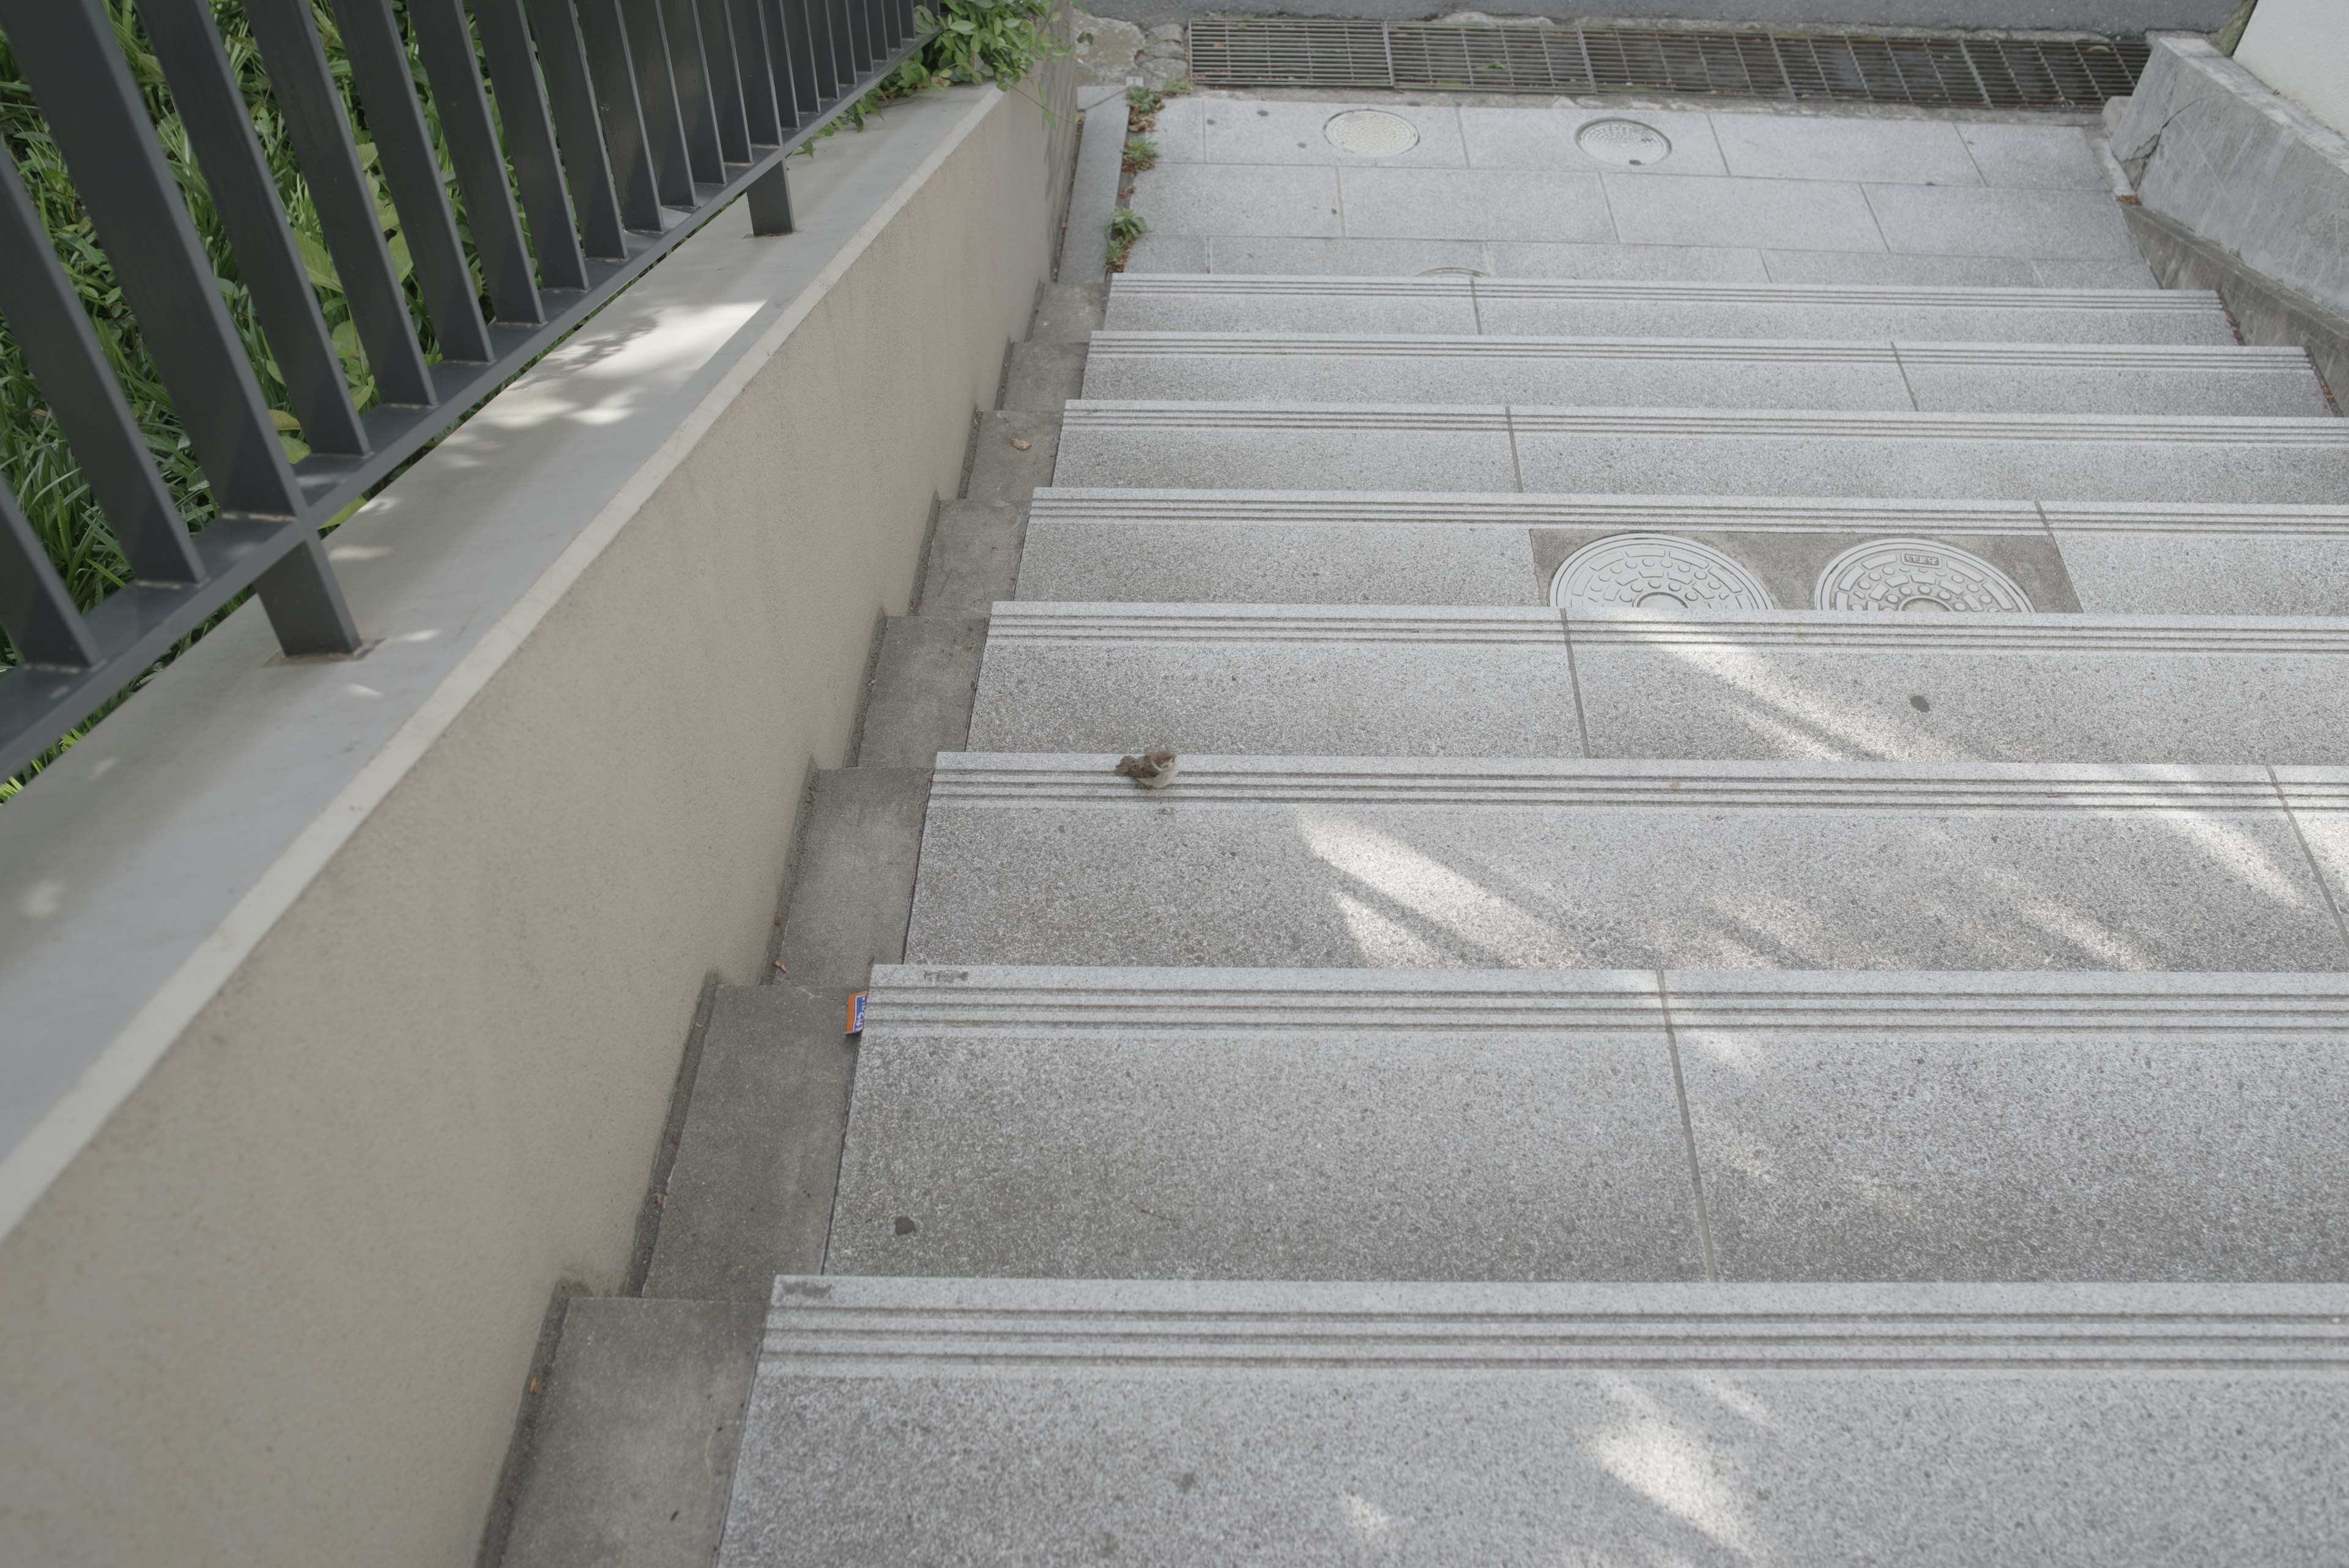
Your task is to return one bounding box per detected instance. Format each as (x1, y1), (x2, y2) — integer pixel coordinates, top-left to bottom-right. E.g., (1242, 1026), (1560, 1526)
(543, 92), (2349, 1566)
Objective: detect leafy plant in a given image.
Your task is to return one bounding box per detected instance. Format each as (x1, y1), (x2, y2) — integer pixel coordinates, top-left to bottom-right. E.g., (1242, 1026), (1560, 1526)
(1104, 206), (1146, 269)
(1122, 136), (1157, 174)
(814, 0), (1071, 138)
(1126, 83), (1163, 114)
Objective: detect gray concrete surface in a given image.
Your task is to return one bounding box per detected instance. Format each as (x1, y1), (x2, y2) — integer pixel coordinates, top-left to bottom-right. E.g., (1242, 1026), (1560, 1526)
(1105, 273), (2238, 342)
(1053, 402), (2349, 500)
(852, 616), (987, 767)
(1015, 490), (2349, 615)
(1085, 2), (2230, 29)
(970, 604), (1579, 755)
(918, 500), (1025, 614)
(642, 986), (861, 1302)
(907, 756), (2349, 972)
(502, 1299), (763, 1568)
(1568, 612), (2349, 764)
(719, 1277), (2349, 1568)
(772, 768), (931, 982)
(823, 963), (2349, 1282)
(1077, 333), (2326, 414)
(966, 604), (2349, 765)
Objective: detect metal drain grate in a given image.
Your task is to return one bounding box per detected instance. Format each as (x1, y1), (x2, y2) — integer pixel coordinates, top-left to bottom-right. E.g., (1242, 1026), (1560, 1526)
(1187, 19), (2147, 110)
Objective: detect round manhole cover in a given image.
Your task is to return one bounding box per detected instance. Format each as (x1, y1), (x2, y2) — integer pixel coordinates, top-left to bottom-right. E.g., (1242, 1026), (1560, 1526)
(1324, 109), (1420, 157)
(1575, 118), (1672, 167)
(1551, 534), (1774, 615)
(1814, 540), (2034, 614)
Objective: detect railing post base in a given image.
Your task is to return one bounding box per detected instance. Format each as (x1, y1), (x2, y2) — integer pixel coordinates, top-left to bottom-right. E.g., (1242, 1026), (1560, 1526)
(256, 533), (365, 657)
(748, 160), (794, 236)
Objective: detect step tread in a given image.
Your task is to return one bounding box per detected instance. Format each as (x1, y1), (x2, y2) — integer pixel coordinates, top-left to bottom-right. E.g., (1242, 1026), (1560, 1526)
(1111, 273), (2230, 311)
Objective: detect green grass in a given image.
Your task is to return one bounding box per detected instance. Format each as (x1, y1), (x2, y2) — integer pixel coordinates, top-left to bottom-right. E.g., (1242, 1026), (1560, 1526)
(1122, 136), (1158, 174)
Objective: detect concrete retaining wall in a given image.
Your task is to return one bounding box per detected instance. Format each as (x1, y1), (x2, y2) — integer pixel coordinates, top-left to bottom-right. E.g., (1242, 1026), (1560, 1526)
(2236, 0), (2349, 141)
(2112, 33), (2349, 397)
(0, 85), (1059, 1568)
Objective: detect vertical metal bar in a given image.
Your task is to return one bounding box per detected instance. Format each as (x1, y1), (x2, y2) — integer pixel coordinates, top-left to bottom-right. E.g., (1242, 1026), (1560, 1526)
(773, 0), (825, 115)
(329, 0), (497, 360)
(242, 0), (436, 407)
(658, 0), (727, 184)
(464, 0), (593, 292)
(0, 146), (201, 585)
(730, 0), (783, 145)
(571, 0), (666, 231)
(620, 0), (698, 206)
(747, 162), (793, 234)
(696, 0), (755, 162)
(0, 477), (100, 669)
(399, 0), (546, 322)
(516, 0), (628, 261)
(137, 0), (369, 458)
(804, 0), (839, 103)
(252, 532), (363, 657)
(0, 0), (303, 518)
(759, 0), (804, 128)
(828, 0), (858, 86)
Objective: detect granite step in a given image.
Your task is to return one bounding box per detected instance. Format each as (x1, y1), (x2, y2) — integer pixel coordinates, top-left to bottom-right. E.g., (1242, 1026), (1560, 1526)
(1052, 404), (2349, 504)
(968, 604), (2349, 765)
(1077, 333), (2326, 417)
(1104, 273), (2241, 344)
(719, 1276), (2349, 1568)
(904, 754), (2349, 973)
(826, 965), (2349, 1282)
(1017, 491), (2349, 617)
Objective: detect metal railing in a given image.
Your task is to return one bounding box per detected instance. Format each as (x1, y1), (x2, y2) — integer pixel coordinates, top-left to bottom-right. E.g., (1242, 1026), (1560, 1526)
(0, 0), (923, 781)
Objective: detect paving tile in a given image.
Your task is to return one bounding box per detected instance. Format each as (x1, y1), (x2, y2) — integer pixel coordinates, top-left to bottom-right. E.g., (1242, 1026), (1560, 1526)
(2031, 256), (2162, 287)
(828, 970), (1700, 1280)
(1199, 98), (1468, 167)
(1205, 235), (1490, 275)
(1863, 183), (2143, 259)
(2050, 511), (2349, 616)
(1054, 403), (1523, 492)
(970, 606), (1578, 757)
(1762, 248), (2043, 286)
(1124, 163), (1341, 237)
(1711, 113), (1981, 185)
(1507, 409), (2349, 504)
(1017, 518), (1542, 604)
(1340, 167), (1614, 242)
(1959, 121), (2109, 189)
(1144, 94), (1208, 161)
(1460, 105), (1727, 176)
(1604, 174), (1887, 251)
(1122, 232), (1211, 273)
(1567, 614), (2349, 764)
(1488, 240), (1770, 281)
(1673, 972), (2349, 1280)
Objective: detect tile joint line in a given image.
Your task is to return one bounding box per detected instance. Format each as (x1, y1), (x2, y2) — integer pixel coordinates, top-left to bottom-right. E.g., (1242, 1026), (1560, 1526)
(1558, 610), (1594, 757)
(2268, 764), (2349, 965)
(1656, 971), (1720, 1284)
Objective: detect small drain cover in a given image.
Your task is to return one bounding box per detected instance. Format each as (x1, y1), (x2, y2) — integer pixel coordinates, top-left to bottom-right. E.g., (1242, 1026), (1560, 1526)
(1816, 540), (2033, 613)
(1551, 535), (1773, 614)
(1575, 118), (1671, 166)
(1324, 109), (1420, 156)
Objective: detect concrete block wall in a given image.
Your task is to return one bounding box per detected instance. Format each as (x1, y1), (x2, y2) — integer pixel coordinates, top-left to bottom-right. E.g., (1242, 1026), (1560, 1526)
(0, 84), (1063, 1568)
